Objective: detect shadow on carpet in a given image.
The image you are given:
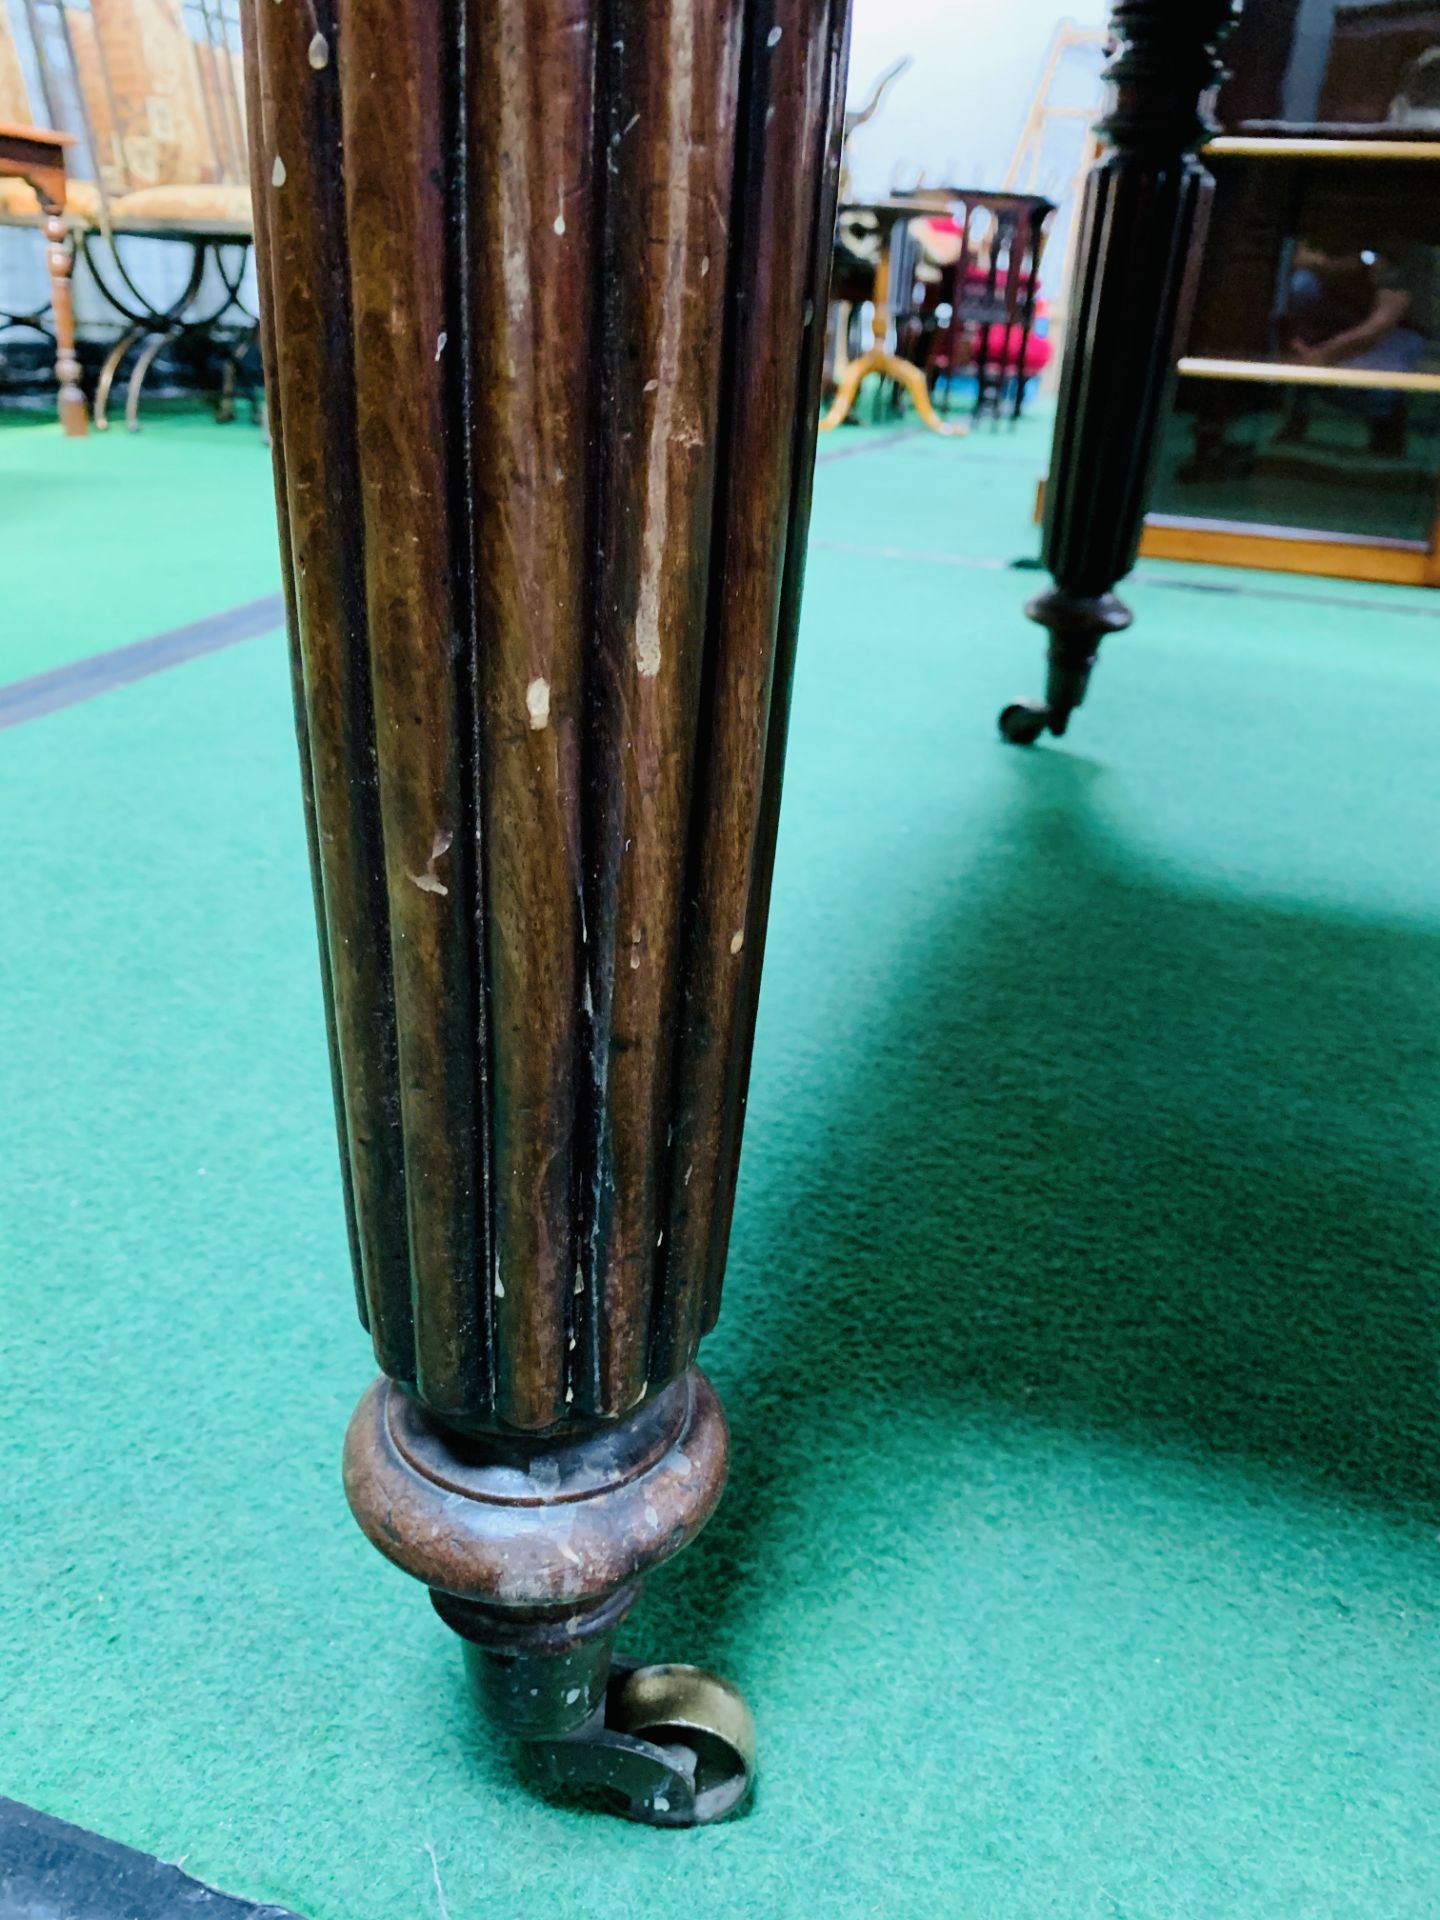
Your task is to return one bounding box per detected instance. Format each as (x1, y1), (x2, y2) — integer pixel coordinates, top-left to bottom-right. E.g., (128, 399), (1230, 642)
(646, 747), (1440, 1663)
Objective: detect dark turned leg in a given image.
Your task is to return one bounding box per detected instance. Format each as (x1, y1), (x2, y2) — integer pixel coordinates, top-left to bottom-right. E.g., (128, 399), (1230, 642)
(999, 0), (1240, 747)
(240, 0), (849, 1824)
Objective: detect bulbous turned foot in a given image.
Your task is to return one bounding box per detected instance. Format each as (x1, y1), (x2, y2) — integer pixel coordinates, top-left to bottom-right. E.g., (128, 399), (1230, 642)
(1001, 586), (1134, 744)
(343, 1370), (751, 1823)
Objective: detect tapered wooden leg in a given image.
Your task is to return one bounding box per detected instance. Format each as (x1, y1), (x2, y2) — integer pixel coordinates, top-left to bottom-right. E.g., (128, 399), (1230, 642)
(819, 343), (880, 429)
(999, 1), (1239, 747)
(241, 0), (849, 1822)
(819, 233), (964, 438)
(885, 351), (965, 437)
(41, 206), (87, 437)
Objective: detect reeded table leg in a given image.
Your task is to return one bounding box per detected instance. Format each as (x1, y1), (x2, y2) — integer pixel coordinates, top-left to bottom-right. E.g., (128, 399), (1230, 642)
(241, 0), (849, 1823)
(999, 1), (1239, 747)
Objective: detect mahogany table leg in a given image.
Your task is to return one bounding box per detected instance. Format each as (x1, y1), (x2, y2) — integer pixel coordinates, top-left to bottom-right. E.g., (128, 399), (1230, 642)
(241, 0), (849, 1823)
(999, 1), (1239, 747)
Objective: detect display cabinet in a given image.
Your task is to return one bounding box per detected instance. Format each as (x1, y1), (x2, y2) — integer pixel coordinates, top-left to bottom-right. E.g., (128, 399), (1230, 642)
(1140, 1), (1440, 584)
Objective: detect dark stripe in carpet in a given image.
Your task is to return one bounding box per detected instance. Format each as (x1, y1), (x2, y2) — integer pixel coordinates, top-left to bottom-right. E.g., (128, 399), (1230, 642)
(6, 489), (1431, 743)
(0, 595), (285, 731)
(0, 1797), (304, 1920)
(0, 433), (905, 733)
(814, 427), (918, 464)
(0, 434), (897, 733)
(1141, 569), (1440, 619)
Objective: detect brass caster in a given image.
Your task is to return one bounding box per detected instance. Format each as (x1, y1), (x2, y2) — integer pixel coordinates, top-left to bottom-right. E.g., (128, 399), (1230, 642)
(529, 1662), (755, 1827)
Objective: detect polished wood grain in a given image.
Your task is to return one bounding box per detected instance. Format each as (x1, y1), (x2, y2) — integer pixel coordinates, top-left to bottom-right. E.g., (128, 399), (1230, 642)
(242, 0), (848, 1431)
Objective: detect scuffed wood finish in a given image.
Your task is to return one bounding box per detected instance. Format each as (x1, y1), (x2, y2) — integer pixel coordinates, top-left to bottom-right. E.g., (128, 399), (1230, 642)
(1000, 0), (1241, 746)
(242, 0), (850, 1437)
(662, 0), (851, 1367)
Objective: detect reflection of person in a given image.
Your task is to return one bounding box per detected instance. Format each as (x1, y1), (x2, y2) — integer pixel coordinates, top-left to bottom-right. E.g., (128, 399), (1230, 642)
(1391, 46), (1440, 129)
(1282, 242), (1423, 371)
(1278, 242), (1428, 455)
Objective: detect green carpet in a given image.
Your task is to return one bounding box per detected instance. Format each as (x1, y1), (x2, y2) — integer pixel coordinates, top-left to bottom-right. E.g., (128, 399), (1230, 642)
(3, 408), (1440, 1919)
(0, 412), (277, 684)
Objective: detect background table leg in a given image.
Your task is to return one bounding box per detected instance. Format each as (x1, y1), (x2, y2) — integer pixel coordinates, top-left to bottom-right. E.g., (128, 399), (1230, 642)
(999, 0), (1240, 747)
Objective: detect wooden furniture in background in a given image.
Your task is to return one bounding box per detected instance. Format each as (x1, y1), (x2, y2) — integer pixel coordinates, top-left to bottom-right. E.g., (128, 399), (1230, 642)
(820, 196), (964, 436)
(15, 0), (257, 429)
(1000, 0), (1241, 747)
(1139, 134), (1440, 585)
(241, 0), (848, 1824)
(1003, 20), (1106, 375)
(0, 121), (86, 434)
(53, 0), (251, 225)
(923, 187), (1053, 424)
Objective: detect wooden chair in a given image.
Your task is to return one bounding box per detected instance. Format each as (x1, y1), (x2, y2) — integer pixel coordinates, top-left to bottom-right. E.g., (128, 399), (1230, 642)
(923, 192), (1054, 425)
(69, 0), (251, 233)
(0, 17), (89, 431)
(23, 0), (257, 427)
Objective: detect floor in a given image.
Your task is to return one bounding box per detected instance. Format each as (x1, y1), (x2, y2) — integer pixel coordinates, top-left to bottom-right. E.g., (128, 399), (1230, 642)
(3, 404), (1440, 1920)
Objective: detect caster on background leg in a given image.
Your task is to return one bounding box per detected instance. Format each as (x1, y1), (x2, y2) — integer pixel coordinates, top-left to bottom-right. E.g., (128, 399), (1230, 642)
(998, 701), (1051, 746)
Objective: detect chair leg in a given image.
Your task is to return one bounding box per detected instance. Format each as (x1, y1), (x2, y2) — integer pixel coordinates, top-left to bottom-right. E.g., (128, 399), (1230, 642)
(999, 0), (1240, 747)
(94, 325), (143, 432)
(41, 210), (87, 437)
(820, 344), (879, 431)
(124, 329), (170, 432)
(241, 0), (849, 1822)
(887, 351), (966, 438)
(215, 349), (238, 423)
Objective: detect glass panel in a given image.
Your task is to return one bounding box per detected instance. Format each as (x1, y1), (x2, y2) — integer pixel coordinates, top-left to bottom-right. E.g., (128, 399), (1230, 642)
(1151, 373), (1440, 543)
(1188, 155), (1440, 373)
(1219, 0), (1440, 133)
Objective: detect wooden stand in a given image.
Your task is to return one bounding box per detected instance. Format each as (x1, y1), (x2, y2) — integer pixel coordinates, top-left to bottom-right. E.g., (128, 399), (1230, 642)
(820, 198), (964, 437)
(999, 1), (1240, 746)
(241, 0), (849, 1823)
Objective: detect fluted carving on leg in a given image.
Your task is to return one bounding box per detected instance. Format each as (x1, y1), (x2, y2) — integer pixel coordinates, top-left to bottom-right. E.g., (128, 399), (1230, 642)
(244, 0), (848, 1436)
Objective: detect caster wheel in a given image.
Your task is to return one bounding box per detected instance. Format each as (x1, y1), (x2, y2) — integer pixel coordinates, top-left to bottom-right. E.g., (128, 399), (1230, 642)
(528, 1663), (756, 1826)
(998, 701), (1049, 746)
